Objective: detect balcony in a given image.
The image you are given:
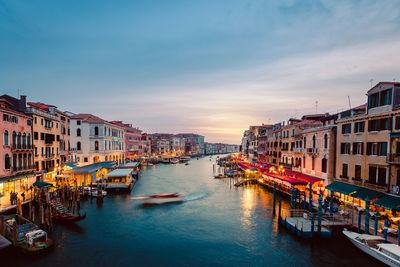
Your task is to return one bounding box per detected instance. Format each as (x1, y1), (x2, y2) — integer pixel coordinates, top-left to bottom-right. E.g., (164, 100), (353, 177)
(293, 148), (303, 153)
(44, 153), (55, 159)
(11, 144), (33, 151)
(13, 165), (35, 173)
(387, 153), (400, 164)
(306, 148), (318, 154)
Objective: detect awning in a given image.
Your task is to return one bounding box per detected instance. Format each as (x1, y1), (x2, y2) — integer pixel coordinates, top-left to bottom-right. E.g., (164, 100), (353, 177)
(351, 187), (384, 201)
(65, 163), (77, 168)
(373, 194), (400, 210)
(325, 181), (361, 195)
(0, 172), (35, 183)
(33, 181), (54, 189)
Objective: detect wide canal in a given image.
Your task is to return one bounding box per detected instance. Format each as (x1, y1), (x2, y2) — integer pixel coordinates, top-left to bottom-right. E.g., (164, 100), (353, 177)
(3, 156), (384, 266)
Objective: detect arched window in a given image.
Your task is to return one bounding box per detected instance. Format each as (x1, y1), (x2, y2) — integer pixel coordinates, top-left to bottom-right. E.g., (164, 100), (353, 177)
(27, 133), (31, 146)
(77, 142), (81, 151)
(304, 137), (307, 148)
(4, 130), (9, 146)
(324, 134), (328, 149)
(105, 156), (108, 161)
(13, 154), (17, 170)
(22, 133), (26, 146)
(77, 128), (81, 137)
(17, 132), (22, 145)
(95, 141), (99, 151)
(312, 135), (316, 148)
(322, 158), (327, 173)
(95, 126), (99, 136)
(12, 131), (16, 146)
(4, 154), (11, 169)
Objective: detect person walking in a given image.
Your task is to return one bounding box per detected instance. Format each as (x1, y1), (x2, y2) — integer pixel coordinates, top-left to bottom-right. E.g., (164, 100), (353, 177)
(10, 191), (13, 205)
(21, 191), (25, 201)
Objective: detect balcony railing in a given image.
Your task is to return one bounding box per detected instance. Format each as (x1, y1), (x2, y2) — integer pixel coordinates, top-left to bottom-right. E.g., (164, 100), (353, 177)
(11, 144), (33, 150)
(387, 153), (400, 164)
(13, 165), (35, 172)
(293, 148), (303, 153)
(44, 153), (55, 159)
(306, 148), (318, 154)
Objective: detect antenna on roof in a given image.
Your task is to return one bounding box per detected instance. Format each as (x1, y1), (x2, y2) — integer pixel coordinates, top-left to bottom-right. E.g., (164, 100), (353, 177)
(348, 96), (351, 109)
(369, 78), (374, 88)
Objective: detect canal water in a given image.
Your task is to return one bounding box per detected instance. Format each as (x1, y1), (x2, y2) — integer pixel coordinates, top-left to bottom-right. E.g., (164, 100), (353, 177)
(3, 156), (384, 266)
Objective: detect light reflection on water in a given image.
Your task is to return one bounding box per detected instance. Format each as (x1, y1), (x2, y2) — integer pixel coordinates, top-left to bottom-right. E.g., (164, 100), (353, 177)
(1, 156), (386, 266)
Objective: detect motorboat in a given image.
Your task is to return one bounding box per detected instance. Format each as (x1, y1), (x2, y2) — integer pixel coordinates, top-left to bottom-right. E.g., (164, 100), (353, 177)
(83, 186), (107, 197)
(51, 202), (86, 222)
(179, 156), (191, 163)
(170, 158), (179, 164)
(343, 229), (400, 266)
(132, 193), (184, 205)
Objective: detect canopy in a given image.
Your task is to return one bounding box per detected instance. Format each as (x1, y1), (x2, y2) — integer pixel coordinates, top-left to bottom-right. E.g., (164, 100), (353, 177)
(65, 163), (77, 168)
(107, 168), (135, 177)
(120, 162), (140, 168)
(373, 194), (400, 210)
(33, 181), (54, 189)
(325, 181), (361, 195)
(351, 187), (384, 201)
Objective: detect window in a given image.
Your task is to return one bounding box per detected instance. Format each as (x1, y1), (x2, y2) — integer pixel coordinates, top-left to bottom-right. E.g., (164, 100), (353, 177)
(342, 164), (348, 178)
(41, 119), (43, 125)
(304, 137), (306, 148)
(4, 154), (11, 169)
(368, 92), (380, 108)
(40, 133), (44, 140)
(312, 158), (315, 170)
(355, 165), (362, 180)
(366, 142), (387, 156)
(342, 123), (351, 134)
(340, 143), (351, 154)
(34, 132), (38, 140)
(378, 167), (387, 185)
(303, 156), (306, 168)
(396, 116), (400, 130)
(77, 128), (81, 137)
(352, 142), (363, 155)
(77, 120), (81, 125)
(84, 157), (88, 162)
(380, 89), (392, 106)
(321, 158), (327, 173)
(77, 142), (81, 151)
(95, 126), (99, 136)
(95, 141), (99, 151)
(324, 134), (328, 149)
(34, 117), (37, 124)
(354, 121), (365, 133)
(4, 130), (9, 146)
(368, 118), (391, 132)
(27, 119), (32, 126)
(312, 135), (316, 148)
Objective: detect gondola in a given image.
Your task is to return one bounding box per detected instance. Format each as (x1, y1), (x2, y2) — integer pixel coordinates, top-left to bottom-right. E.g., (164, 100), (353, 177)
(52, 202), (86, 222)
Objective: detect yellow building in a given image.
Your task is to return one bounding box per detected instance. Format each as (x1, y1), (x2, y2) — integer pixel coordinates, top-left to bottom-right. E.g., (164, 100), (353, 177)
(26, 102), (63, 182)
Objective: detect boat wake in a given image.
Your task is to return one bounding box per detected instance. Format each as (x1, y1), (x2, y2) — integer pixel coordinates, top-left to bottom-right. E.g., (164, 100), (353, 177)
(184, 192), (208, 202)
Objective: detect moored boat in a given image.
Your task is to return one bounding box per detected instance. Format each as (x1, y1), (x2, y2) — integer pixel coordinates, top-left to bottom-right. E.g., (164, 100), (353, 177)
(132, 193), (184, 205)
(52, 202), (86, 222)
(106, 168), (137, 192)
(3, 215), (53, 255)
(343, 229), (400, 266)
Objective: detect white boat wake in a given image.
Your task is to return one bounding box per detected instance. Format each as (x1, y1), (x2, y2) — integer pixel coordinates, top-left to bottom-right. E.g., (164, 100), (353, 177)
(184, 192), (208, 202)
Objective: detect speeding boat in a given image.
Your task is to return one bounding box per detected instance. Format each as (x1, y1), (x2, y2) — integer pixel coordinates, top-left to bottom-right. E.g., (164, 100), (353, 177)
(343, 229), (400, 266)
(132, 193), (184, 205)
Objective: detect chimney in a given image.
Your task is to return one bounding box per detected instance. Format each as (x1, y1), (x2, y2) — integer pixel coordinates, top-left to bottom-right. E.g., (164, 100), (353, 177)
(19, 95), (27, 113)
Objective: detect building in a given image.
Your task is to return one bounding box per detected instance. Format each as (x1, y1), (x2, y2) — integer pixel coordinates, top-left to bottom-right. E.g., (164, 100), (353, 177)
(0, 95), (35, 200)
(70, 114), (126, 166)
(335, 83), (399, 194)
(169, 136), (186, 156)
(110, 121), (142, 161)
(56, 109), (70, 166)
(140, 133), (151, 156)
(175, 133), (204, 155)
(26, 102), (63, 182)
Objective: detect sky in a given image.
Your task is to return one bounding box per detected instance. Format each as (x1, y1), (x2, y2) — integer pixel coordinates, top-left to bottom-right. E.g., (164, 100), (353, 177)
(1, 0), (400, 144)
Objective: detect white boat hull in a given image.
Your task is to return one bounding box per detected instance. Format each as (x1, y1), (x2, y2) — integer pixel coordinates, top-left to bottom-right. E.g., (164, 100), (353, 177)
(141, 196), (183, 205)
(343, 230), (400, 267)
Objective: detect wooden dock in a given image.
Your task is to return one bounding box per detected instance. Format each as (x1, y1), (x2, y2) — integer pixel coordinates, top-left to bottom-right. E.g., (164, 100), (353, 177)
(281, 217), (331, 238)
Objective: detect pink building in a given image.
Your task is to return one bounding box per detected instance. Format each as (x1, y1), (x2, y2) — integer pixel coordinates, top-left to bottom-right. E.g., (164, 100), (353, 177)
(140, 133), (151, 156)
(0, 95), (35, 200)
(110, 121), (142, 160)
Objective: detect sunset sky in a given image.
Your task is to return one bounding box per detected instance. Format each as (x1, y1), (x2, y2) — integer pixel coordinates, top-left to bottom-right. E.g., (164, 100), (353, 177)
(1, 0), (400, 144)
